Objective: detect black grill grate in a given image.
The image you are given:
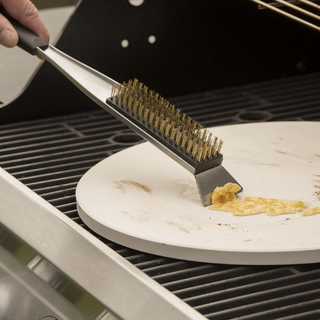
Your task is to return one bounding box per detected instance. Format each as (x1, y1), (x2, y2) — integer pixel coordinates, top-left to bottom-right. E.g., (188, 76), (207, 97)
(1, 73), (320, 319)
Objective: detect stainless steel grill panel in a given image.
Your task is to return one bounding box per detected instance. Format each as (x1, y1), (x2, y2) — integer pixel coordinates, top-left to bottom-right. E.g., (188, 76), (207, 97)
(1, 73), (320, 319)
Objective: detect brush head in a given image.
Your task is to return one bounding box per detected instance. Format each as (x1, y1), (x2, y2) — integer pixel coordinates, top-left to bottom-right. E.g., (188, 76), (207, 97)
(106, 79), (223, 174)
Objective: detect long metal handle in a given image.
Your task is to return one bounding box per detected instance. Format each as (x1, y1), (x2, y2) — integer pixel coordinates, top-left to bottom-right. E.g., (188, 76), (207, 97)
(37, 45), (118, 101)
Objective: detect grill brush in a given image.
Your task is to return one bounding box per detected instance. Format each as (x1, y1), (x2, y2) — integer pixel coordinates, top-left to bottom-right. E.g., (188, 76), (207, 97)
(3, 11), (242, 206)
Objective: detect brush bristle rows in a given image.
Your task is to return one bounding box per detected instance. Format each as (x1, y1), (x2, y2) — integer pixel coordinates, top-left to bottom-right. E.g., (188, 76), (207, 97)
(110, 79), (223, 162)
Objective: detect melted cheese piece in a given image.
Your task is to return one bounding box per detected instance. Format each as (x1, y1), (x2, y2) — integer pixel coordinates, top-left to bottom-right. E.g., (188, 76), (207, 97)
(209, 183), (320, 216)
(302, 207), (320, 216)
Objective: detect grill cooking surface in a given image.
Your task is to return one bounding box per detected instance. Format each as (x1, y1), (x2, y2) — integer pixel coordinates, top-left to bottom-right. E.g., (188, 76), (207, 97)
(1, 73), (320, 319)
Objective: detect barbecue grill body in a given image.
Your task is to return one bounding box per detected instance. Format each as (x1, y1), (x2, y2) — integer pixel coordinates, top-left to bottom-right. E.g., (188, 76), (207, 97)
(1, 1), (320, 319)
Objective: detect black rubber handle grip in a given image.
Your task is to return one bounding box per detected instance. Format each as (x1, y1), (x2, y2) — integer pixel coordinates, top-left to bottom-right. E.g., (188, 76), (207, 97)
(1, 8), (48, 55)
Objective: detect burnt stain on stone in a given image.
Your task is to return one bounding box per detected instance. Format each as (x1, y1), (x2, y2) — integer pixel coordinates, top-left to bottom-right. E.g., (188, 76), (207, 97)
(115, 180), (152, 194)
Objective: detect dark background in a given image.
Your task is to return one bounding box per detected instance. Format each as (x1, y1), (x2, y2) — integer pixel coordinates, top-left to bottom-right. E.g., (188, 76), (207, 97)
(1, 0), (320, 124)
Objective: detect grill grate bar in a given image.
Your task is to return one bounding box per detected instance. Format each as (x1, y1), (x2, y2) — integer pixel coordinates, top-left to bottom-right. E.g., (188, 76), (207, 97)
(276, 308), (320, 320)
(125, 253), (157, 265)
(304, 112), (320, 120)
(18, 166), (94, 184)
(66, 115), (122, 126)
(25, 174), (84, 189)
(237, 299), (320, 320)
(183, 103), (253, 119)
(245, 72), (320, 91)
(63, 209), (79, 219)
(249, 82), (320, 102)
(140, 260), (221, 277)
(175, 92), (320, 115)
(251, 90), (320, 107)
(172, 268), (294, 299)
(40, 188), (77, 201)
(0, 132), (78, 149)
(168, 267), (271, 293)
(204, 288), (320, 320)
(0, 122), (66, 135)
(4, 154), (108, 175)
(190, 273), (320, 310)
(0, 126), (72, 143)
(6, 157), (105, 178)
(201, 117), (238, 127)
(254, 98), (320, 112)
(152, 264), (226, 284)
(265, 104), (320, 121)
(70, 119), (126, 131)
(173, 94), (254, 110)
(33, 182), (78, 195)
(134, 258), (179, 271)
(49, 195), (77, 207)
(174, 97), (258, 117)
(0, 145), (120, 167)
(0, 137), (116, 161)
(55, 202), (77, 212)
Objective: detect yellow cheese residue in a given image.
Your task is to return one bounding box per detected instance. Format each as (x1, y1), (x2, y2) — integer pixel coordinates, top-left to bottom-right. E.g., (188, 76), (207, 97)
(302, 207), (320, 216)
(209, 183), (320, 216)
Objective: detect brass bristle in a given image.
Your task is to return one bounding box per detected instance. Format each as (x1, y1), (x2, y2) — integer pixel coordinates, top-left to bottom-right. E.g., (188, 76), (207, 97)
(180, 113), (186, 125)
(217, 139), (224, 154)
(148, 90), (154, 100)
(143, 108), (149, 123)
(127, 96), (133, 111)
(191, 142), (198, 158)
(197, 143), (203, 162)
(159, 118), (166, 134)
(132, 100), (139, 115)
(207, 143), (213, 158)
(122, 92), (128, 108)
(153, 115), (160, 130)
(169, 128), (177, 142)
(133, 78), (139, 87)
(207, 132), (213, 144)
(163, 101), (170, 113)
(164, 123), (171, 138)
(181, 134), (188, 149)
(184, 117), (192, 130)
(212, 137), (218, 156)
(202, 143), (208, 160)
(137, 104), (144, 119)
(186, 139), (193, 154)
(175, 127), (182, 146)
(201, 129), (208, 141)
(148, 110), (155, 126)
(109, 79), (224, 162)
(111, 86), (116, 100)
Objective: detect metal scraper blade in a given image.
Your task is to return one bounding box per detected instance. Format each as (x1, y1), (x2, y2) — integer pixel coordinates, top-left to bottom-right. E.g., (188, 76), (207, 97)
(195, 165), (243, 206)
